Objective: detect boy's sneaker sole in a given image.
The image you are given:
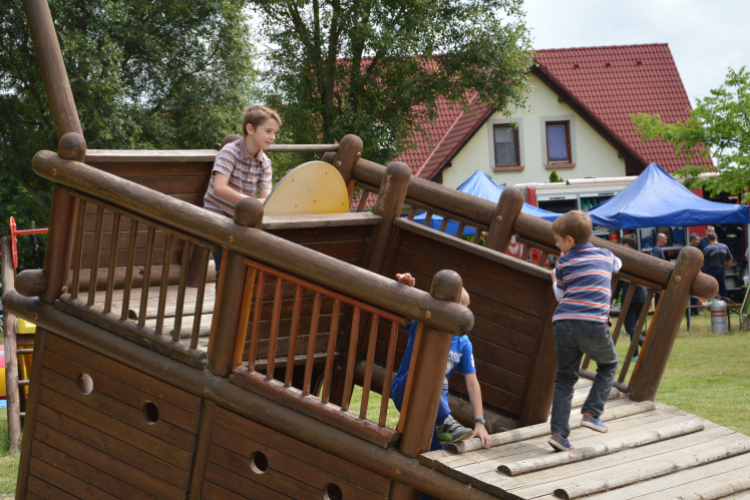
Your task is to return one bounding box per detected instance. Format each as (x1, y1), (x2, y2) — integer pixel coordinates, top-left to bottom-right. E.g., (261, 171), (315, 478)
(548, 435), (574, 452)
(581, 413), (608, 433)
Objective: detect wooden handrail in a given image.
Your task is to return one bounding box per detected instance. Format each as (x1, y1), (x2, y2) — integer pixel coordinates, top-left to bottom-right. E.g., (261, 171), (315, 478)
(32, 150), (473, 336)
(84, 144), (339, 164)
(351, 158), (718, 300)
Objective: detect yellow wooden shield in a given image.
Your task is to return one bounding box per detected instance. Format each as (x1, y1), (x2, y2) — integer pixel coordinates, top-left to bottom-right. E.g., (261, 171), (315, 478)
(263, 161), (350, 216)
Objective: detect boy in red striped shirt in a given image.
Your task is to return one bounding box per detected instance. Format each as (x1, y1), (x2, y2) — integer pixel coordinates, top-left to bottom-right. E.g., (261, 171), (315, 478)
(548, 210), (621, 452)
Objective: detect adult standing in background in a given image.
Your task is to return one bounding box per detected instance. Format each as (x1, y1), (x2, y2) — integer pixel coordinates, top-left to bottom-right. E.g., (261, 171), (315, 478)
(688, 234), (702, 315)
(651, 233), (667, 307)
(703, 232), (733, 299)
(698, 225), (715, 252)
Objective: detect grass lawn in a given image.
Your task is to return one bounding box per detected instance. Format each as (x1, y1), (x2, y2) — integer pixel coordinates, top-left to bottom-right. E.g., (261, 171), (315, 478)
(0, 310), (747, 497)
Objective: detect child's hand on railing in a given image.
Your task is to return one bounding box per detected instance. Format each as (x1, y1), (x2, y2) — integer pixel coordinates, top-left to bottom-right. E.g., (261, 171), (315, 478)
(471, 422), (491, 449)
(396, 273), (416, 287)
(550, 267), (557, 284)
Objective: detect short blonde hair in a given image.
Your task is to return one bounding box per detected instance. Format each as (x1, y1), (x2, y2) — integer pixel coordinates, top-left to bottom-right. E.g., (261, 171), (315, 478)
(242, 105), (281, 136)
(551, 210), (592, 245)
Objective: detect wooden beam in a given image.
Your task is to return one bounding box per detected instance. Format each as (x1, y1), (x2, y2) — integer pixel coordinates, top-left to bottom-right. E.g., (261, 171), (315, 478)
(22, 0), (82, 139)
(486, 188), (525, 253)
(0, 237), (22, 454)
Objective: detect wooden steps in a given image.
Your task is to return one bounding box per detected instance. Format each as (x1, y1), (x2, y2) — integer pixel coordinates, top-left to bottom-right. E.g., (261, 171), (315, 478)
(420, 395), (750, 499)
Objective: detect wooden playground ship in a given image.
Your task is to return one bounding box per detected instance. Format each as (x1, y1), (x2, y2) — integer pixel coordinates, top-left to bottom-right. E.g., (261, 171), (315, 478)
(5, 1), (750, 499)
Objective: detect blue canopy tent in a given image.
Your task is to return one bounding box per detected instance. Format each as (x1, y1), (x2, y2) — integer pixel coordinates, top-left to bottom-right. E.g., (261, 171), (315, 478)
(588, 163), (750, 229)
(411, 170), (559, 236)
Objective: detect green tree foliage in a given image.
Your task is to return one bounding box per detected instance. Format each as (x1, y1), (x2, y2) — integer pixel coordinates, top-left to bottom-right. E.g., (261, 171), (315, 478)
(632, 67), (750, 201)
(0, 0), (257, 271)
(252, 0), (533, 171)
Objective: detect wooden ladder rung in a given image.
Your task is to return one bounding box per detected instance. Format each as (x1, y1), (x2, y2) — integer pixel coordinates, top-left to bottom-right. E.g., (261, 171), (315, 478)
(17, 349), (33, 354)
(18, 380), (30, 387)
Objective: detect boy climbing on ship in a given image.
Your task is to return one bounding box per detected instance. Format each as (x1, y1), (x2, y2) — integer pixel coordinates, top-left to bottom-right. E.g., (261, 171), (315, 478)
(203, 105), (281, 275)
(390, 272), (491, 453)
(549, 210), (621, 452)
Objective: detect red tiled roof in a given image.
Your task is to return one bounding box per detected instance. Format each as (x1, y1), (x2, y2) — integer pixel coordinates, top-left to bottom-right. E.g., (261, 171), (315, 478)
(395, 92), (493, 178)
(399, 43), (711, 178)
(534, 43), (712, 173)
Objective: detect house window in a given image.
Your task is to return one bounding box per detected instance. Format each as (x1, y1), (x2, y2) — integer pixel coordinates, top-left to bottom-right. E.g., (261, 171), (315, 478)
(546, 121), (571, 163)
(494, 124), (520, 167)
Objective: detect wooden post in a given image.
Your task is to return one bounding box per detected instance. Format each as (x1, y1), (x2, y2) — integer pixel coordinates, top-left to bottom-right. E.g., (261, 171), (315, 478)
(14, 326), (47, 500)
(41, 184), (79, 304)
(517, 288), (559, 427)
(208, 198), (263, 377)
(399, 270), (463, 457)
(331, 134), (363, 200)
(22, 0), (83, 139)
(367, 161), (411, 275)
(629, 246), (704, 402)
(486, 187), (525, 253)
(1, 237), (22, 453)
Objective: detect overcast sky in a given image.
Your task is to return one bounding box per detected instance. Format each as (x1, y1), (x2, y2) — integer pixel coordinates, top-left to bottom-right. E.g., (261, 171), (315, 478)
(524, 0), (749, 106)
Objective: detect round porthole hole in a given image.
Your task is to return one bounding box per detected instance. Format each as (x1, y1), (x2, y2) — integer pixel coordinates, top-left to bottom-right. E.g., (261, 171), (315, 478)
(141, 402), (159, 425)
(76, 373), (94, 395)
(324, 483), (343, 500)
(250, 451), (268, 474)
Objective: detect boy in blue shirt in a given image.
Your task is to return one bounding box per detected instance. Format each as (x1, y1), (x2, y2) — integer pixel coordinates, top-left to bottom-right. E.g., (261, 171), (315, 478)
(390, 273), (491, 454)
(549, 210), (621, 452)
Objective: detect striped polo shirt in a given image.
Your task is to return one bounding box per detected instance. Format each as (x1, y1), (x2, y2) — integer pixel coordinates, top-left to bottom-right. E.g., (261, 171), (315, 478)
(552, 242), (622, 323)
(203, 139), (272, 219)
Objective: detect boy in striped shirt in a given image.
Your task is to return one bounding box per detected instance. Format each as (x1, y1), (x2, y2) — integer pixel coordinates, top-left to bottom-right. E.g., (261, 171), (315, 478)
(548, 210), (621, 452)
(204, 105), (281, 275)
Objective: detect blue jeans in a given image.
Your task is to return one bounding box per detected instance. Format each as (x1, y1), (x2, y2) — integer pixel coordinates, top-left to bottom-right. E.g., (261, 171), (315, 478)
(550, 320), (619, 438)
(391, 373), (450, 500)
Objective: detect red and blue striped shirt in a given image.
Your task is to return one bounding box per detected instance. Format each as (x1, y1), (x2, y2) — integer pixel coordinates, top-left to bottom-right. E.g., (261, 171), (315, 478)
(552, 243), (622, 323)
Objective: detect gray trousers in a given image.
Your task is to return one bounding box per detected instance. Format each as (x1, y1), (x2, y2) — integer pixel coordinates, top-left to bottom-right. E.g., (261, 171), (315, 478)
(550, 320), (619, 437)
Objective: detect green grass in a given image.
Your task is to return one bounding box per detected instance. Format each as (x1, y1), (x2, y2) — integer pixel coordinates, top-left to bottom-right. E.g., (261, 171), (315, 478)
(0, 409), (19, 498)
(349, 384), (401, 429)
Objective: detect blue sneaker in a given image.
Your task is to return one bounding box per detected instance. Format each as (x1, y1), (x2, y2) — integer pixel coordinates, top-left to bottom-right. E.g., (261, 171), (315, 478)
(548, 433), (574, 452)
(581, 412), (608, 433)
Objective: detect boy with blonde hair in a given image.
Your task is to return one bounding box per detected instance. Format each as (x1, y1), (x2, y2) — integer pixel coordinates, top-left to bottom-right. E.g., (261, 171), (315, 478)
(549, 210), (621, 451)
(204, 105), (281, 274)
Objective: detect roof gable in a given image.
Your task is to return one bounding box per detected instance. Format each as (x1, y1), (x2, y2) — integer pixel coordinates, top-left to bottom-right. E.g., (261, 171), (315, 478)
(399, 43), (711, 178)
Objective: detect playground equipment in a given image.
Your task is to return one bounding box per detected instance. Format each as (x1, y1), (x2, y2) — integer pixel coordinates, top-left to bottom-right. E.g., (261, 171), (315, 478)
(8, 1), (750, 499)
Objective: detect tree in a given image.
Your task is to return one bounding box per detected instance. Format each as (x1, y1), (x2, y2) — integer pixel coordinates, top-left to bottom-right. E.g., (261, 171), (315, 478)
(632, 66), (750, 201)
(0, 0), (258, 271)
(251, 0), (533, 169)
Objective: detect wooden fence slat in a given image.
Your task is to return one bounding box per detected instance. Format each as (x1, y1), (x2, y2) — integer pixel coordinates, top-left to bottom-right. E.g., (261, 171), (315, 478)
(247, 270), (265, 372)
(233, 267), (256, 368)
(87, 205), (105, 307)
(285, 284), (303, 387)
(303, 292), (322, 396)
(70, 199), (87, 300)
(341, 307), (361, 412)
(103, 212), (121, 313)
(155, 232), (174, 335)
(379, 321), (400, 427)
(171, 239), (191, 341)
(190, 247), (210, 350)
(360, 314), (380, 419)
(321, 299), (341, 404)
(137, 226), (156, 328)
(620, 288), (656, 384)
(120, 220), (139, 320)
(266, 276), (284, 379)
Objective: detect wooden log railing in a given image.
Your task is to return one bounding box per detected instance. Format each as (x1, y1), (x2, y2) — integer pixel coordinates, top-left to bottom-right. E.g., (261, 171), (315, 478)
(55, 190), (215, 368)
(231, 257), (407, 434)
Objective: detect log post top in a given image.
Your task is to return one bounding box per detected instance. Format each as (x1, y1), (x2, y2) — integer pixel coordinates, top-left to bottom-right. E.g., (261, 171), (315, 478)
(31, 150), (473, 336)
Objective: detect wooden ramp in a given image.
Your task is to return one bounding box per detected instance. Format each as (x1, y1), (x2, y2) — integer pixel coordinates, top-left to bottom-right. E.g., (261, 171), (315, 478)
(421, 379), (750, 500)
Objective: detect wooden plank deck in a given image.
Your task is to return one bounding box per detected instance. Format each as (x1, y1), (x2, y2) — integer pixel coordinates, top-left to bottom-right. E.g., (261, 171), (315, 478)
(421, 380), (750, 499)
